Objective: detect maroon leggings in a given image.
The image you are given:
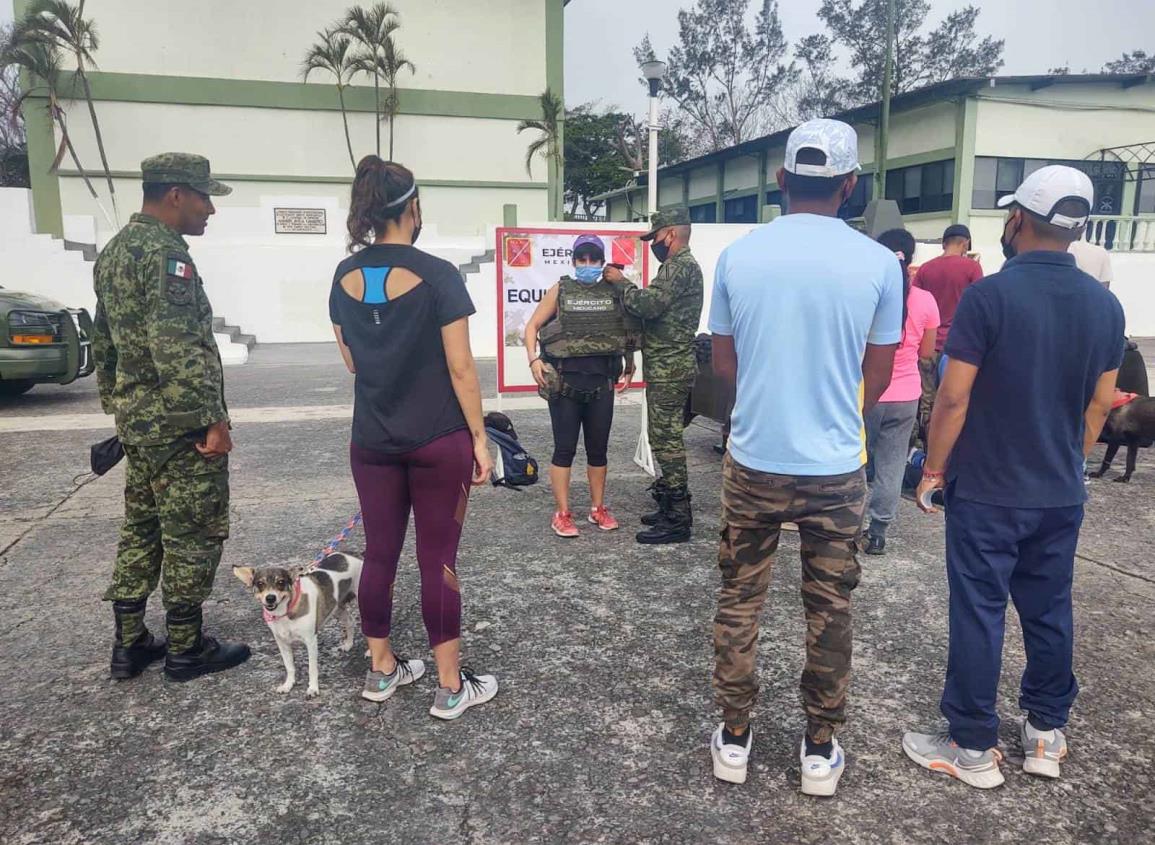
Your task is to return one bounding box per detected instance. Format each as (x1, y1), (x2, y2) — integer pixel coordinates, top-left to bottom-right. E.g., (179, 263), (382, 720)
(350, 429), (473, 647)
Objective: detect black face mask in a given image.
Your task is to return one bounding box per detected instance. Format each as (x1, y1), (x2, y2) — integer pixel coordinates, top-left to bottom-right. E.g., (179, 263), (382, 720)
(1000, 216), (1021, 261)
(90, 435), (125, 476)
(411, 201), (423, 245)
(650, 239), (670, 263)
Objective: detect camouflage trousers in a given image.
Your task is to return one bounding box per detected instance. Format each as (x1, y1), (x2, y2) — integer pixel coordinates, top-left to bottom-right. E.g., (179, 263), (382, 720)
(713, 454), (866, 743)
(647, 380), (693, 488)
(912, 353), (942, 451)
(104, 440), (230, 651)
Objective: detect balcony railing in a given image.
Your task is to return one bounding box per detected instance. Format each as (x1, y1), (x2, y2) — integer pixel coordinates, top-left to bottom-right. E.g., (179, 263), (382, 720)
(1086, 215), (1155, 253)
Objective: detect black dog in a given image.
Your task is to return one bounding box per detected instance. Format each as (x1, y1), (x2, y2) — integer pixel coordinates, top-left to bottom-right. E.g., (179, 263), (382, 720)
(1091, 397), (1155, 483)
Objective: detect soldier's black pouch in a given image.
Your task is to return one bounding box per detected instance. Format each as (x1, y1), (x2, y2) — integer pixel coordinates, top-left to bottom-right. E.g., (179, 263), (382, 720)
(90, 435), (125, 476)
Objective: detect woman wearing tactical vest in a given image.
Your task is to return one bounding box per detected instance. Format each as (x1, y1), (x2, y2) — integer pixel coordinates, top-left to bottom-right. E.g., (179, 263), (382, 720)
(524, 235), (636, 538)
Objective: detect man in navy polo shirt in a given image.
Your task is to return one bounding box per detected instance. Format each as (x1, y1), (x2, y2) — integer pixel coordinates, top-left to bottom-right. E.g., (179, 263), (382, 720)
(904, 165), (1125, 789)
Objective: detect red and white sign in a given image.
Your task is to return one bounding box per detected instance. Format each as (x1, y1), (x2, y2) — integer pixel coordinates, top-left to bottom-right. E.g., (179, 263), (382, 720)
(496, 227), (649, 393)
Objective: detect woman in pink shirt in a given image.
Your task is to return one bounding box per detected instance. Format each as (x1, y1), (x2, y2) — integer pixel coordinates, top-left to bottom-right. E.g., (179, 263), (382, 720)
(864, 229), (940, 555)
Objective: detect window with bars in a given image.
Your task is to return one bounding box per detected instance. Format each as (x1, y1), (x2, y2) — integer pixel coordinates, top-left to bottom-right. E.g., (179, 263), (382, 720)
(972, 157), (1127, 215)
(885, 160), (954, 214)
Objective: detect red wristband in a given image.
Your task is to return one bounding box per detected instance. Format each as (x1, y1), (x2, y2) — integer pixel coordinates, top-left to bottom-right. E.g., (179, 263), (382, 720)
(922, 469), (946, 480)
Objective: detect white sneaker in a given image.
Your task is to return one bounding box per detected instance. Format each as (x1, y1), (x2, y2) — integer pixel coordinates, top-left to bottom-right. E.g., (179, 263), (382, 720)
(429, 667), (498, 720)
(1021, 720), (1068, 779)
(800, 736), (846, 796)
(361, 657), (425, 702)
(710, 723), (752, 784)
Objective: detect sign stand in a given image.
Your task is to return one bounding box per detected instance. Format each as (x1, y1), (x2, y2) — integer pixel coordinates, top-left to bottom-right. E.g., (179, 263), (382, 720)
(633, 389), (656, 477)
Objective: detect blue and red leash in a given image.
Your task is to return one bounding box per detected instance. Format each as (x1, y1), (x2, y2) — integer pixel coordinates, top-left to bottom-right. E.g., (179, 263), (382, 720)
(312, 511), (363, 567)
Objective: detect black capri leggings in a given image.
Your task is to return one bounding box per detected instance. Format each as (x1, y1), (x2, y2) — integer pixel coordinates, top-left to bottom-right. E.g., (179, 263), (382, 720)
(547, 372), (615, 468)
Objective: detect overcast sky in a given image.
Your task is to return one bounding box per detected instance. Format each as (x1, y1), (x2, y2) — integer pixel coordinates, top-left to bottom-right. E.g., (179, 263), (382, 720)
(565, 0), (1154, 117)
(4, 0), (1150, 118)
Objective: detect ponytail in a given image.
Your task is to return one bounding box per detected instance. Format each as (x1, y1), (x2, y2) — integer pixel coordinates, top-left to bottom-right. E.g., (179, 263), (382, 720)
(347, 156), (418, 251)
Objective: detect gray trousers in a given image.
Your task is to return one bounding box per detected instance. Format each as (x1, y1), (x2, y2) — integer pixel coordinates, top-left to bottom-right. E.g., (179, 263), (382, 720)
(864, 399), (918, 536)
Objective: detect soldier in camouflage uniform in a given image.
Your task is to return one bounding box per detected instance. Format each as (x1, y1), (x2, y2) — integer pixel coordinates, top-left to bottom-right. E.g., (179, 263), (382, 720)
(604, 208), (704, 545)
(93, 153), (250, 682)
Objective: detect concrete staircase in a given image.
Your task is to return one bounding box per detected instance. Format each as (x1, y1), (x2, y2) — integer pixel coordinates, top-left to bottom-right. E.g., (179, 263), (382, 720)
(458, 249), (496, 278)
(212, 317), (257, 350)
(0, 187), (251, 366)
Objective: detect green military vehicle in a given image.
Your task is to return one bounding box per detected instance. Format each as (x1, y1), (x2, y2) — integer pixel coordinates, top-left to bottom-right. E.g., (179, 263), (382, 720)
(0, 287), (95, 396)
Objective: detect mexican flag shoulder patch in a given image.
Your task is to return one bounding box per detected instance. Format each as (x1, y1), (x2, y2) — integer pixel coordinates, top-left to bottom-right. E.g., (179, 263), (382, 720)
(166, 258), (194, 279)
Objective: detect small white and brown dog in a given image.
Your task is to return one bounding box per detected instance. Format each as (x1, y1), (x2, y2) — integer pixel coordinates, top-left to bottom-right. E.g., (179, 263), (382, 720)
(233, 553), (363, 697)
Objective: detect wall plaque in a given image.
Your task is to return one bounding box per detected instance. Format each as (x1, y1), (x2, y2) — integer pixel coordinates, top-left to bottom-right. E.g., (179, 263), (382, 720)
(274, 207), (327, 235)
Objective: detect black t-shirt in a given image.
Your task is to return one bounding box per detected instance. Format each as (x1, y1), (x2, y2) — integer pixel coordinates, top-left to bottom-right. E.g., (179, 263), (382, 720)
(329, 244), (476, 453)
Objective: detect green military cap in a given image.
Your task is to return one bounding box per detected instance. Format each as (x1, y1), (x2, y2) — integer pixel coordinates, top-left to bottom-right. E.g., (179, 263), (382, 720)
(140, 153), (232, 196)
(640, 207), (691, 241)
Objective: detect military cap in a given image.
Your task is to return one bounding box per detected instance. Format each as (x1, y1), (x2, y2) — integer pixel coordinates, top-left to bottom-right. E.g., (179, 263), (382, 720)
(640, 207), (691, 240)
(141, 153), (232, 196)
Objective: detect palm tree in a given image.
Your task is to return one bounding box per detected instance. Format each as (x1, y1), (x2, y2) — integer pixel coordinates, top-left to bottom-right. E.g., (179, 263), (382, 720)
(2, 34), (113, 227)
(374, 32), (414, 160)
(518, 89), (564, 220)
(302, 28), (358, 169)
(21, 0), (118, 225)
(342, 3), (414, 159)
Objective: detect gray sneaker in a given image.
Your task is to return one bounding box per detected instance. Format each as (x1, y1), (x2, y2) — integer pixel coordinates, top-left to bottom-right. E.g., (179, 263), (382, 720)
(429, 667), (498, 720)
(361, 656), (425, 702)
(902, 730), (1005, 789)
(1021, 720), (1067, 778)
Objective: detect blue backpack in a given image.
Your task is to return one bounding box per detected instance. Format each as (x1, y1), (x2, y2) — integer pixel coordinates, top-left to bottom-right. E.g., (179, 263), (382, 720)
(485, 412), (539, 489)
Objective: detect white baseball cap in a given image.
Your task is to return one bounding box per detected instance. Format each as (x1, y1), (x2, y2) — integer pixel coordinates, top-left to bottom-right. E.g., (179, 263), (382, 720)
(997, 165), (1094, 229)
(784, 119), (861, 178)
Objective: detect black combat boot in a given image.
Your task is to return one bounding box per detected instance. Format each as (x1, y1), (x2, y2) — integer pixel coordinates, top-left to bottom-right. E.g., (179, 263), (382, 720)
(640, 478), (670, 526)
(110, 599), (167, 680)
(636, 486), (693, 545)
(163, 604), (251, 682)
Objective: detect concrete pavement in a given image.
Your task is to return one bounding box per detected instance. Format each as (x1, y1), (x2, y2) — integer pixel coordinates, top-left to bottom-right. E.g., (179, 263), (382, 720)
(1, 344), (1152, 844)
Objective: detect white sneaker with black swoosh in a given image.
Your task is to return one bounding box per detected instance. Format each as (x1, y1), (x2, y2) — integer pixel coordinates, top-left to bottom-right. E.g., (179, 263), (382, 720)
(429, 667), (498, 720)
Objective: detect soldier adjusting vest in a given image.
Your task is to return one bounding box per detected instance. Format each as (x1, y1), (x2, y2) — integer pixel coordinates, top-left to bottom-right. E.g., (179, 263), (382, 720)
(539, 277), (633, 359)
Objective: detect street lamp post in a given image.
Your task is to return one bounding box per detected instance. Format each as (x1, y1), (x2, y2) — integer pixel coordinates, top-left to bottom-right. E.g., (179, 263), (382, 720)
(640, 59), (668, 221)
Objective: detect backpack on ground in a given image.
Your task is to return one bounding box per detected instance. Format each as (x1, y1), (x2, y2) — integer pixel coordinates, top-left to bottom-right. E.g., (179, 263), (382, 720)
(484, 412), (539, 489)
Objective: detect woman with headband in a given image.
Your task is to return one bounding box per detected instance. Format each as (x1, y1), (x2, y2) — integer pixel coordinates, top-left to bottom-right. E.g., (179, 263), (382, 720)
(863, 229), (941, 556)
(329, 156), (498, 720)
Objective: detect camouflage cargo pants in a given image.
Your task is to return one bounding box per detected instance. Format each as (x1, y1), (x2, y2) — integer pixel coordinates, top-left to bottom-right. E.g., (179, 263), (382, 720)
(714, 454), (866, 743)
(104, 440), (230, 651)
(911, 352), (942, 451)
(647, 380), (693, 488)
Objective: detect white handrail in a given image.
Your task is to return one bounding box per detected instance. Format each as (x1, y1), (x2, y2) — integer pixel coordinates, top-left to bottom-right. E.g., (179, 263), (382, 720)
(1085, 215), (1155, 253)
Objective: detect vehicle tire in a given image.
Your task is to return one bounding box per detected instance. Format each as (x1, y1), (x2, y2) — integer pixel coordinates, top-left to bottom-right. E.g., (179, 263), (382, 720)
(0, 380), (35, 397)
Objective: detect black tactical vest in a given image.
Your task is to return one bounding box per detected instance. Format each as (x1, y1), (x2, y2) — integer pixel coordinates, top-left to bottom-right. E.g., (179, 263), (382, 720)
(539, 277), (635, 359)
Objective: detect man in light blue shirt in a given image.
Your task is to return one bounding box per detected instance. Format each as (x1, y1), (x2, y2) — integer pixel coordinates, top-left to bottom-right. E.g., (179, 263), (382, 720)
(707, 119), (902, 796)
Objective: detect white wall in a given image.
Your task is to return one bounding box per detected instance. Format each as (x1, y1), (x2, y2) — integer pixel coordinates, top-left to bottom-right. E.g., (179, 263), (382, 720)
(688, 169), (716, 203)
(723, 156), (759, 193)
(74, 0), (547, 96)
(59, 176), (546, 244)
(1110, 254), (1155, 337)
(974, 85), (1155, 159)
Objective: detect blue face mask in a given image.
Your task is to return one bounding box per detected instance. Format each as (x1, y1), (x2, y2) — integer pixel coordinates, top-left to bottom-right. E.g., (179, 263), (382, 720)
(574, 265), (602, 285)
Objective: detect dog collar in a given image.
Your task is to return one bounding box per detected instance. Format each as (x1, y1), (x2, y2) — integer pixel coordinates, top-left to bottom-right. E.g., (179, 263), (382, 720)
(263, 579), (302, 623)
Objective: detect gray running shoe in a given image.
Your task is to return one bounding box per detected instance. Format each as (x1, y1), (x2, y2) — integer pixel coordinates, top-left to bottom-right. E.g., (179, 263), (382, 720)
(902, 730), (1005, 789)
(429, 667), (498, 720)
(361, 656), (425, 702)
(1021, 720), (1067, 778)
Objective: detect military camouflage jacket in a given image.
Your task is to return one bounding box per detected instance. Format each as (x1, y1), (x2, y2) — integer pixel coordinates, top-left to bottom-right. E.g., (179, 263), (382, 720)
(92, 213), (227, 445)
(616, 247), (704, 383)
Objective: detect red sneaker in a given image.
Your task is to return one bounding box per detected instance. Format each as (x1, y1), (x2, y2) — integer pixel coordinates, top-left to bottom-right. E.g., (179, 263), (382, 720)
(588, 506), (619, 531)
(551, 511), (579, 538)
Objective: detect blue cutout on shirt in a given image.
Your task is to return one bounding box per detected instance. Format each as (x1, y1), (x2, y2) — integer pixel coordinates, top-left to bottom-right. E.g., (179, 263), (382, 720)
(361, 266), (392, 304)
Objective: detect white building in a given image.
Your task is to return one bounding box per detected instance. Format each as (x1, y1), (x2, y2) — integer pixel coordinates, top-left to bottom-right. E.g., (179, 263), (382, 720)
(17, 0), (568, 243)
(600, 75), (1155, 258)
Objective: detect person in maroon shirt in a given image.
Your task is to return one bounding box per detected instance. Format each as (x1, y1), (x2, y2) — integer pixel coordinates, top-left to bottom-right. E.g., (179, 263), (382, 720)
(910, 224), (984, 447)
(914, 224), (984, 353)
